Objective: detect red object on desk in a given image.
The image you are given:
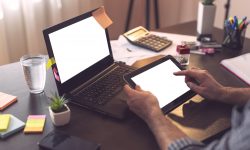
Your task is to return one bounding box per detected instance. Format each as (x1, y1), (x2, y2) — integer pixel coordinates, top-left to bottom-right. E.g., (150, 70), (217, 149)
(176, 45), (190, 54)
(201, 48), (215, 54)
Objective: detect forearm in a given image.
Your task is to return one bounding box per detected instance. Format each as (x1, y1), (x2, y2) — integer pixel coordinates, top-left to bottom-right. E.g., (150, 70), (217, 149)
(145, 111), (187, 150)
(220, 87), (250, 105)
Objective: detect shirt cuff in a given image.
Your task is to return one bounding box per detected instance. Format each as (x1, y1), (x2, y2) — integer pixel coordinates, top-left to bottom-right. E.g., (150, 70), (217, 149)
(168, 137), (204, 150)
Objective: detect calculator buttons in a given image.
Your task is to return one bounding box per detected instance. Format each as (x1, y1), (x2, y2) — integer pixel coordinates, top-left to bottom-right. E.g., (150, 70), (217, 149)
(123, 26), (172, 52)
(134, 34), (172, 52)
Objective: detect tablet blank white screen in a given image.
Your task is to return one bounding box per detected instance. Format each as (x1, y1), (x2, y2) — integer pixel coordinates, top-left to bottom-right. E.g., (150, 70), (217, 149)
(131, 60), (190, 108)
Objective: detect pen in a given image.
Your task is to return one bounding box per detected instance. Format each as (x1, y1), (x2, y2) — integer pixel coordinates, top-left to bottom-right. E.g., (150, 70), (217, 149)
(228, 17), (234, 29)
(237, 17), (245, 26)
(241, 16), (247, 23)
(239, 17), (248, 31)
(126, 48), (132, 52)
(233, 16), (238, 30)
(239, 20), (246, 31)
(229, 17), (234, 25)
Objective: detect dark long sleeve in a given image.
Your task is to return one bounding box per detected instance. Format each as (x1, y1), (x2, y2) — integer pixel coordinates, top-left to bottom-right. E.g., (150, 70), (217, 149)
(168, 101), (250, 150)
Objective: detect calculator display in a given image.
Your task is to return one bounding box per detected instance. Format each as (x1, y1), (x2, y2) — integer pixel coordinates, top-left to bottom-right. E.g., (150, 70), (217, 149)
(125, 28), (148, 41)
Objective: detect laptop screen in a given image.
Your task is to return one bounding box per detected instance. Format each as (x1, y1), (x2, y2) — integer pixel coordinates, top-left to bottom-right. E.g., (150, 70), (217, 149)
(48, 16), (110, 83)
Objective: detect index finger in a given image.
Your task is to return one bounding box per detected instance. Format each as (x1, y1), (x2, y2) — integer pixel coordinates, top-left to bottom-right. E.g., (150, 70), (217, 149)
(174, 70), (203, 80)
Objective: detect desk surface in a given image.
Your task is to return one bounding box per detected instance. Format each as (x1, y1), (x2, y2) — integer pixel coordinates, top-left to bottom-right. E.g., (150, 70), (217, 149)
(1, 21), (249, 150)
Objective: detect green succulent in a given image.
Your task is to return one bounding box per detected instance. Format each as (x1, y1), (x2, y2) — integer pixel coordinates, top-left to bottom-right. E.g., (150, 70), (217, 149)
(201, 0), (214, 5)
(49, 93), (68, 113)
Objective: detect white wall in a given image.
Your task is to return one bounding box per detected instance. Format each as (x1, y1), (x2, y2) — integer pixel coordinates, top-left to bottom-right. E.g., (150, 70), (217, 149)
(214, 0), (250, 38)
(159, 0), (199, 27)
(104, 0), (200, 40)
(104, 0), (250, 39)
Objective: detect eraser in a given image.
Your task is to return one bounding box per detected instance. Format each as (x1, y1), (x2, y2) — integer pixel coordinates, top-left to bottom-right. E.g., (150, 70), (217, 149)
(176, 45), (190, 54)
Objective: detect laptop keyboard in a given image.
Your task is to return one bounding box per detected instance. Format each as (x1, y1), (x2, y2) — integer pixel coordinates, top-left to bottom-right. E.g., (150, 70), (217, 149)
(73, 66), (134, 105)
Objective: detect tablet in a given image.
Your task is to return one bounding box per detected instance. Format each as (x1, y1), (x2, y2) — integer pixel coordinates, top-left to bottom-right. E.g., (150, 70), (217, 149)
(124, 55), (196, 114)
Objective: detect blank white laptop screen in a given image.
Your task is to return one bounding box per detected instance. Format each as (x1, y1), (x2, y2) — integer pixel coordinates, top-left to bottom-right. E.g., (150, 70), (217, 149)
(131, 60), (190, 108)
(48, 16), (110, 83)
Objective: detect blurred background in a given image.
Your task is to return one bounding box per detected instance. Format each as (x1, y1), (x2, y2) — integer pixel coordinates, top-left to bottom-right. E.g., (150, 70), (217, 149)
(0, 0), (249, 65)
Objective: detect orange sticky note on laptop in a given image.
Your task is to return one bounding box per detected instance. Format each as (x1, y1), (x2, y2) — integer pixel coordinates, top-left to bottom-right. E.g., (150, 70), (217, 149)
(0, 92), (17, 111)
(24, 115), (46, 133)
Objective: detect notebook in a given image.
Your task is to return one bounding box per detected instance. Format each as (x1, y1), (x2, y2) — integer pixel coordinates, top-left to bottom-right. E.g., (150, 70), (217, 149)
(220, 53), (250, 85)
(43, 8), (134, 119)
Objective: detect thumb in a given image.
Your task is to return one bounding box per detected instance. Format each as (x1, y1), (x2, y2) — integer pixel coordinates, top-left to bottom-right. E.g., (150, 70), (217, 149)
(124, 84), (131, 93)
(135, 85), (143, 91)
(124, 85), (137, 97)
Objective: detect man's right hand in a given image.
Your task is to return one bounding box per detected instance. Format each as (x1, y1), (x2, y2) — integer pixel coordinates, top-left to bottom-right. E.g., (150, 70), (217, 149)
(174, 68), (226, 101)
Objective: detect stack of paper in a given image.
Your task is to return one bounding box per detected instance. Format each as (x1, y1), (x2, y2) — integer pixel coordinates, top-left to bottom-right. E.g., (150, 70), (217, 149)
(0, 115), (25, 139)
(111, 32), (197, 65)
(220, 53), (250, 85)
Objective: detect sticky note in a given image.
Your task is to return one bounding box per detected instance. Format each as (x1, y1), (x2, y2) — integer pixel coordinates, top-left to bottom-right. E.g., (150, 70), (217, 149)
(53, 67), (60, 82)
(0, 115), (25, 139)
(24, 115), (46, 133)
(0, 114), (11, 131)
(92, 6), (113, 29)
(46, 57), (56, 69)
(0, 92), (17, 110)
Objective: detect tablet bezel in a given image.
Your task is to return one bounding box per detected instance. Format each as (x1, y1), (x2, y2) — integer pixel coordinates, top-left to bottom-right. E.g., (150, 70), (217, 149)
(123, 55), (196, 114)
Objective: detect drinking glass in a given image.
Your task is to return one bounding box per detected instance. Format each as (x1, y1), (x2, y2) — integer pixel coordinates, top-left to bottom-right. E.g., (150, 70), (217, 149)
(20, 55), (46, 94)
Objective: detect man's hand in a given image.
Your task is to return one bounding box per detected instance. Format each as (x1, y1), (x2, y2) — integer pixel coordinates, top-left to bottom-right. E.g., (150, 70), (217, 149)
(123, 85), (187, 150)
(174, 68), (225, 101)
(123, 85), (162, 123)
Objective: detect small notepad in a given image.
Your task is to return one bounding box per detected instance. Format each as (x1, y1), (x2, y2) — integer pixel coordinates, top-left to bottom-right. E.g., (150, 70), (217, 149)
(24, 115), (46, 133)
(0, 92), (17, 110)
(0, 114), (11, 131)
(0, 115), (25, 139)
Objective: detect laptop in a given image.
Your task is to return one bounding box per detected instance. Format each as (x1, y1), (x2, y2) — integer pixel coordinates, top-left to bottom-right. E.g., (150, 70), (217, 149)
(43, 9), (135, 119)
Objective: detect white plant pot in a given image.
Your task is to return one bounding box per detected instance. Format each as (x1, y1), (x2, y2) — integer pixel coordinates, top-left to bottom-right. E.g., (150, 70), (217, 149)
(49, 104), (71, 126)
(197, 2), (216, 34)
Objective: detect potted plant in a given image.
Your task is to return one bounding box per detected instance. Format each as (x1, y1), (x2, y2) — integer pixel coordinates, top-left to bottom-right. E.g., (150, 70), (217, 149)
(197, 0), (216, 35)
(49, 93), (71, 126)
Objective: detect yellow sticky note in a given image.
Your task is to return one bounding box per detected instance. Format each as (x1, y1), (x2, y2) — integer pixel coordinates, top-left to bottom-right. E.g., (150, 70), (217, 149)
(24, 115), (46, 133)
(0, 114), (11, 131)
(46, 57), (55, 69)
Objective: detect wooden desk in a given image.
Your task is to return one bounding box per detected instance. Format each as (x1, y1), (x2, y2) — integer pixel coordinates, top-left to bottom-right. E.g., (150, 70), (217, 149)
(0, 21), (249, 150)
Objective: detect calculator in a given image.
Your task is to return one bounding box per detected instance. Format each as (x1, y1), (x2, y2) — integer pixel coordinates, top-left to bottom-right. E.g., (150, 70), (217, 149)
(123, 26), (172, 52)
